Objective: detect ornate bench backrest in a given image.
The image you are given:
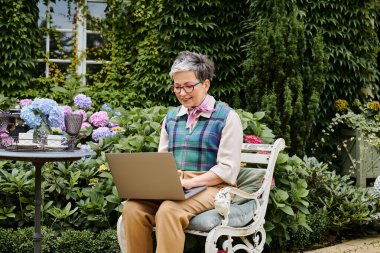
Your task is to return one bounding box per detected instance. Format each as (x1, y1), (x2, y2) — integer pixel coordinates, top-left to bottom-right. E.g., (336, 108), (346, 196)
(238, 139), (285, 224)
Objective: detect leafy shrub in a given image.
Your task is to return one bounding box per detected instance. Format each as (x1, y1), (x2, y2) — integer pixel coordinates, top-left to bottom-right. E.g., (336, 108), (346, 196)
(265, 154), (311, 248)
(0, 104), (310, 250)
(308, 210), (330, 246)
(304, 157), (379, 232)
(0, 94), (18, 111)
(9, 227), (58, 253)
(283, 157), (380, 252)
(0, 161), (35, 228)
(94, 228), (121, 252)
(42, 227), (60, 253)
(10, 226), (34, 253)
(0, 227), (119, 253)
(0, 227), (14, 252)
(56, 230), (96, 253)
(285, 209), (330, 251)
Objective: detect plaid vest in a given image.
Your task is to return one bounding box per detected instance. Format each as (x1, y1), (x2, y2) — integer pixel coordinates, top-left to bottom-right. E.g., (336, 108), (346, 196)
(165, 101), (231, 171)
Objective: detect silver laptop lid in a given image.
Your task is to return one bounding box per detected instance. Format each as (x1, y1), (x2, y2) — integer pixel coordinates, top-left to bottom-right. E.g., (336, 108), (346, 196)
(106, 152), (187, 200)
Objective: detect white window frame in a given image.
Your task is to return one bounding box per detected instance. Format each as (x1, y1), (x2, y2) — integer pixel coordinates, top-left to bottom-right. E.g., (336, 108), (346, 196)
(39, 0), (107, 79)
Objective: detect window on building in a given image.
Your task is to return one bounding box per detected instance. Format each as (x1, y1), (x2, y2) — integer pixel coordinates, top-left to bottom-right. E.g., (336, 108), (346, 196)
(37, 0), (108, 83)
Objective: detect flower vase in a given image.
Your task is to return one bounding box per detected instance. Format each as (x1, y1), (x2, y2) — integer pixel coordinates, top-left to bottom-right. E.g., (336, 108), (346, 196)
(33, 120), (52, 145)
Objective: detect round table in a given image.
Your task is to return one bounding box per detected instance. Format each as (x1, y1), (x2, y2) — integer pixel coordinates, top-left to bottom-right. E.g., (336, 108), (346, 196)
(0, 149), (91, 253)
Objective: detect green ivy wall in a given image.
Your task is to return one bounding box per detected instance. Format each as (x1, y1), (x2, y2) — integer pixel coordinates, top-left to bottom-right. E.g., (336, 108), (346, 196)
(0, 0), (39, 95)
(0, 0), (378, 155)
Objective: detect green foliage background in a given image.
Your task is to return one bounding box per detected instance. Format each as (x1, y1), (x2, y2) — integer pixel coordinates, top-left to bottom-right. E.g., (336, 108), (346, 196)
(123, 0), (249, 107)
(296, 0), (380, 122)
(0, 0), (39, 95)
(243, 0), (327, 156)
(1, 0), (378, 155)
(0, 1), (379, 250)
(248, 0), (379, 124)
(0, 0), (378, 117)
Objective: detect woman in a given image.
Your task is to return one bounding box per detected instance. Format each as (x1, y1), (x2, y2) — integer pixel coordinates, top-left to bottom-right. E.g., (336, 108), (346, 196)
(122, 51), (243, 253)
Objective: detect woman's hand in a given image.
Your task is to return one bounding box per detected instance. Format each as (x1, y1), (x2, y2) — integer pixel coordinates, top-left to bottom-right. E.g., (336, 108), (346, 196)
(181, 178), (195, 190)
(180, 171), (224, 189)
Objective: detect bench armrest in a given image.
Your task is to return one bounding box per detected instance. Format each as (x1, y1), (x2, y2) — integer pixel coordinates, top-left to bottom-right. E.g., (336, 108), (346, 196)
(214, 187), (260, 226)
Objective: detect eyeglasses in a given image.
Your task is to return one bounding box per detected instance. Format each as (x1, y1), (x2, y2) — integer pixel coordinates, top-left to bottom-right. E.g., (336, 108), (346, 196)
(170, 81), (202, 94)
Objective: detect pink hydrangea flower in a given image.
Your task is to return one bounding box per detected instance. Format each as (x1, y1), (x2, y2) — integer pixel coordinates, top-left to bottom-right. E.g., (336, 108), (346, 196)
(81, 122), (91, 128)
(0, 133), (12, 146)
(244, 135), (263, 144)
(19, 99), (33, 108)
(73, 110), (87, 122)
(89, 111), (108, 127)
(62, 106), (73, 115)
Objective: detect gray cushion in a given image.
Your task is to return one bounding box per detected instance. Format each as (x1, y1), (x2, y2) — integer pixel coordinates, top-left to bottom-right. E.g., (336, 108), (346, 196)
(187, 200), (257, 232)
(233, 167), (266, 204)
(186, 168), (264, 232)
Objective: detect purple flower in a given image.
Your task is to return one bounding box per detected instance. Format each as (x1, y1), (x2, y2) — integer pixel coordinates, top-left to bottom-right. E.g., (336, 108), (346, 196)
(79, 144), (96, 160)
(73, 110), (87, 122)
(89, 111), (108, 127)
(74, 94), (92, 109)
(108, 122), (119, 128)
(19, 99), (33, 108)
(0, 133), (12, 146)
(62, 106), (73, 115)
(60, 121), (66, 132)
(92, 127), (115, 142)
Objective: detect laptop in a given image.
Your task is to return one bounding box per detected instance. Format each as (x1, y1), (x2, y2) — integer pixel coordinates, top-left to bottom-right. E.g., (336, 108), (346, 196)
(105, 152), (207, 200)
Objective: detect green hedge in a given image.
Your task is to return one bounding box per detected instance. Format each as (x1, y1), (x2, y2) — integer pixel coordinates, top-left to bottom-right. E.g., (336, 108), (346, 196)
(0, 227), (120, 253)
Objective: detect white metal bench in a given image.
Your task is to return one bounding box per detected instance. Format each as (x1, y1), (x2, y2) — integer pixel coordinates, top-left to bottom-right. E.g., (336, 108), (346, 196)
(116, 138), (285, 253)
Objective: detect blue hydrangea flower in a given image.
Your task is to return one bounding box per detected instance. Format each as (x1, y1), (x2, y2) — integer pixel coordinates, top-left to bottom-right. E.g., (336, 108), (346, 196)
(79, 144), (95, 154)
(79, 144), (96, 160)
(92, 127), (115, 142)
(20, 98), (64, 129)
(101, 103), (113, 112)
(74, 94), (92, 109)
(20, 106), (42, 128)
(32, 98), (59, 116)
(48, 106), (64, 127)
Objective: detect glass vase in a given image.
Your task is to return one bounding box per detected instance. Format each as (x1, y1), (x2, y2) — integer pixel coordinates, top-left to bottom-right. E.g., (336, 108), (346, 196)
(33, 120), (52, 145)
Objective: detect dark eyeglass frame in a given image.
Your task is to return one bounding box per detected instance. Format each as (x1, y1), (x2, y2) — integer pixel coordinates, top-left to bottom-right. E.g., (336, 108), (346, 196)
(170, 81), (202, 94)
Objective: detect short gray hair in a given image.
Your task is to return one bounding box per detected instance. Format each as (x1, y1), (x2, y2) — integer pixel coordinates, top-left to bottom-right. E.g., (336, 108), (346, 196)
(169, 51), (215, 81)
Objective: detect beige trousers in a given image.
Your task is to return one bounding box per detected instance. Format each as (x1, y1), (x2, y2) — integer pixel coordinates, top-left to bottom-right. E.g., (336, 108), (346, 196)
(122, 171), (226, 253)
